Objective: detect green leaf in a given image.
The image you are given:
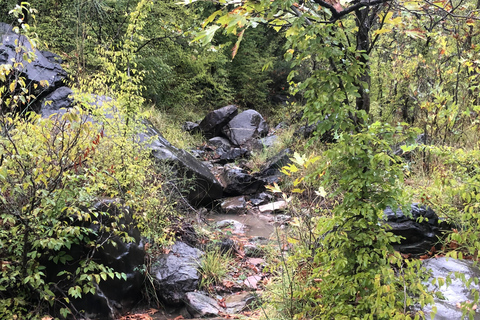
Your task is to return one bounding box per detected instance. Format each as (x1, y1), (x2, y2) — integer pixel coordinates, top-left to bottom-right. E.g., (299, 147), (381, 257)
(192, 25), (220, 45)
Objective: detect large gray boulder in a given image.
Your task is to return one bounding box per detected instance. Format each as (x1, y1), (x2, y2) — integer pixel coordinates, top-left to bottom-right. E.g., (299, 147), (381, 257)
(222, 109), (269, 146)
(0, 27), (66, 94)
(151, 242), (204, 305)
(423, 257), (480, 320)
(199, 105), (238, 139)
(140, 119), (223, 205)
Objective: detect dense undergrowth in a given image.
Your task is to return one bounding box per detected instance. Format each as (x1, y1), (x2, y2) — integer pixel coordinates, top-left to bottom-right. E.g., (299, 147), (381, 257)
(2, 0), (480, 319)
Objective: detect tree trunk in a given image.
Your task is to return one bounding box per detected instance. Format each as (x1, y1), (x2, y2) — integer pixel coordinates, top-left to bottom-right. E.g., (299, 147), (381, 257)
(355, 8), (371, 115)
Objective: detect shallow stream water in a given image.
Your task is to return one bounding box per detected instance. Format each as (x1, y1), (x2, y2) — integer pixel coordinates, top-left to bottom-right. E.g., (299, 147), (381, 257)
(206, 212), (276, 238)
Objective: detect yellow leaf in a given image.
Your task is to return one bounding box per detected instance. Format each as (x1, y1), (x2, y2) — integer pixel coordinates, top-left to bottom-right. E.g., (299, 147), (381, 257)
(292, 188), (305, 193)
(266, 183), (282, 193)
(293, 177), (304, 186)
(9, 81), (15, 92)
(374, 28), (392, 35)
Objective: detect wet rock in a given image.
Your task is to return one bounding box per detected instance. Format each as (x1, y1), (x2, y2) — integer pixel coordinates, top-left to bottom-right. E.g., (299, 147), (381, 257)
(220, 167), (265, 196)
(225, 292), (256, 314)
(40, 50), (63, 64)
(275, 122), (288, 130)
(215, 237), (237, 254)
(423, 257), (480, 320)
(293, 121), (334, 142)
(140, 119), (223, 205)
(189, 149), (206, 159)
(250, 192), (274, 206)
(258, 200), (287, 214)
(208, 137), (232, 150)
(216, 219), (245, 235)
(222, 110), (269, 146)
(0, 27), (67, 97)
(257, 148), (293, 184)
(40, 87), (74, 118)
(218, 148), (249, 163)
(182, 121), (200, 133)
(44, 199), (145, 320)
(384, 203), (449, 254)
(199, 105), (238, 139)
(0, 22), (13, 35)
(151, 242), (204, 305)
(185, 292), (225, 317)
(220, 196), (247, 214)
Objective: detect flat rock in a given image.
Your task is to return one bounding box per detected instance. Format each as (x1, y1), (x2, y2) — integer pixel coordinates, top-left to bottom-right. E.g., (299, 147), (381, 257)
(220, 196), (247, 214)
(140, 120), (224, 205)
(185, 292), (225, 318)
(225, 292), (256, 314)
(258, 201), (287, 213)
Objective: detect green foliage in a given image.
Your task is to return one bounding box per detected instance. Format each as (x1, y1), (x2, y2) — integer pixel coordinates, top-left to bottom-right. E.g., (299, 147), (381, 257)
(264, 124), (434, 319)
(0, 4), (178, 318)
(197, 246), (233, 290)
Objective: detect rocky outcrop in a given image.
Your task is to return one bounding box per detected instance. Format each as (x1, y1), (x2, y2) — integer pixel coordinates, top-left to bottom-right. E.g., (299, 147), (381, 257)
(384, 203), (450, 254)
(222, 110), (269, 146)
(140, 120), (223, 205)
(151, 241), (204, 305)
(0, 25), (67, 104)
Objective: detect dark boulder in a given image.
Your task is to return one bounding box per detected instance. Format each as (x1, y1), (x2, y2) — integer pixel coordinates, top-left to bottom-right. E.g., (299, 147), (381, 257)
(220, 167), (265, 196)
(199, 105), (238, 139)
(222, 110), (269, 146)
(140, 120), (223, 205)
(44, 199), (145, 320)
(151, 242), (204, 305)
(0, 28), (67, 96)
(40, 86), (74, 117)
(384, 203), (450, 254)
